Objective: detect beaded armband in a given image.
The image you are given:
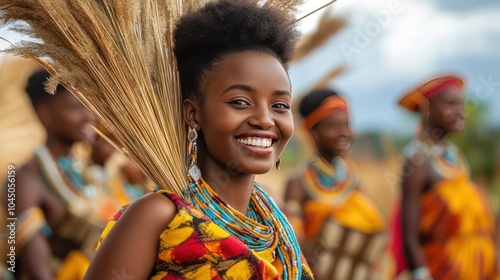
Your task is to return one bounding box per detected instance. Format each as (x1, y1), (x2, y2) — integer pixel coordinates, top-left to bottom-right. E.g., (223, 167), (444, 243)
(16, 207), (52, 249)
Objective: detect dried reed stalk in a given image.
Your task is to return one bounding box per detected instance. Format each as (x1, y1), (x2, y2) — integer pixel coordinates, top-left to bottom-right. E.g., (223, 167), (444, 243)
(0, 0), (307, 196)
(294, 9), (346, 61)
(312, 65), (346, 89)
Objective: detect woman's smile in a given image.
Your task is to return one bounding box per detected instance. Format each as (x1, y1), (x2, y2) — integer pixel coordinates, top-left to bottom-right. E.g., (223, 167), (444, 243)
(235, 131), (278, 156)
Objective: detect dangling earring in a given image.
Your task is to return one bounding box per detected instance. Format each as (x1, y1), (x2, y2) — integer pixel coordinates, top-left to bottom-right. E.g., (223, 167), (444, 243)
(423, 99), (430, 125)
(187, 126), (201, 182)
(276, 158), (281, 170)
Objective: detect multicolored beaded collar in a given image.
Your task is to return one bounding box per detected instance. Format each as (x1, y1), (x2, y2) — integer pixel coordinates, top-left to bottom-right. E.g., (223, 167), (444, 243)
(33, 145), (88, 205)
(407, 137), (469, 180)
(183, 177), (304, 279)
(300, 156), (359, 205)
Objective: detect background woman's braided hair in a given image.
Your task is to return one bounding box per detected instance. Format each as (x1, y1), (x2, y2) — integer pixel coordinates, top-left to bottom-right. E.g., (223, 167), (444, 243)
(174, 0), (300, 101)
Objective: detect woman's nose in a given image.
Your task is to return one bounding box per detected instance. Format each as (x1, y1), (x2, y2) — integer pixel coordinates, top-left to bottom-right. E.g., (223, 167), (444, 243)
(248, 107), (274, 129)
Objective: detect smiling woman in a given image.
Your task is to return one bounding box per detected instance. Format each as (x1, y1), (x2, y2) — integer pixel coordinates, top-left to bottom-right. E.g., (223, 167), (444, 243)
(0, 0), (318, 279)
(189, 51), (294, 181)
(284, 88), (386, 280)
(87, 1), (313, 279)
(391, 75), (499, 280)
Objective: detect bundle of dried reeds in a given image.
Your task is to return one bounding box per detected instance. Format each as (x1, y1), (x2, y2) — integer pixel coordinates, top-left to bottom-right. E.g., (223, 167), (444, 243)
(292, 9), (347, 95)
(0, 0), (305, 196)
(294, 8), (346, 62)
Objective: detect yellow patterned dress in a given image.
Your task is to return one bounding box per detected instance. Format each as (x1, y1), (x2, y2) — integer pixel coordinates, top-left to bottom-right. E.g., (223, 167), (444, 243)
(98, 189), (314, 279)
(410, 139), (498, 279)
(288, 157), (386, 280)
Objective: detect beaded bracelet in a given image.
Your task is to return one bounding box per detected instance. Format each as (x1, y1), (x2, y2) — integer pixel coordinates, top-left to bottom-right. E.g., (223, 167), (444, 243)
(411, 267), (433, 280)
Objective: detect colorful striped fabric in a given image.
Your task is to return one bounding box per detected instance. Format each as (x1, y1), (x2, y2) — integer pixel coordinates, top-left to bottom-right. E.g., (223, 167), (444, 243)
(391, 138), (499, 280)
(295, 157), (385, 240)
(289, 157), (386, 280)
(97, 191), (314, 279)
(15, 207), (51, 250)
(419, 175), (498, 280)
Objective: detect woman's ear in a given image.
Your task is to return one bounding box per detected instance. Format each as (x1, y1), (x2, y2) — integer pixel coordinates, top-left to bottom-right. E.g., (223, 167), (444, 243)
(309, 128), (319, 144)
(183, 99), (201, 129)
(36, 104), (53, 128)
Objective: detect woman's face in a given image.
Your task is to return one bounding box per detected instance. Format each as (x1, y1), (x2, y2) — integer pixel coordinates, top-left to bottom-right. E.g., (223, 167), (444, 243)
(311, 110), (352, 158)
(40, 90), (96, 144)
(190, 51), (293, 176)
(428, 86), (465, 134)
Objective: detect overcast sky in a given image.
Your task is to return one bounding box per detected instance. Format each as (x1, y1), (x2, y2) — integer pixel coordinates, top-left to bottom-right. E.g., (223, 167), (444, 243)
(292, 0), (500, 135)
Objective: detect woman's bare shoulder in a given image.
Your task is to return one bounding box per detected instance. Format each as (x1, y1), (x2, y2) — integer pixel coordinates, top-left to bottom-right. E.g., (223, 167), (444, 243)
(84, 191), (178, 280)
(118, 191), (178, 230)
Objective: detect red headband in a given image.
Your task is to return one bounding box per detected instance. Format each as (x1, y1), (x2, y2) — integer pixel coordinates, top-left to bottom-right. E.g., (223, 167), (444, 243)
(398, 75), (465, 112)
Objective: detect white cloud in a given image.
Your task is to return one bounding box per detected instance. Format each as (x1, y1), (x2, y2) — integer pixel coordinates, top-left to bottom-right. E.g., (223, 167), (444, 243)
(379, 1), (500, 73)
(294, 0), (500, 92)
(306, 0), (500, 75)
(291, 0), (500, 133)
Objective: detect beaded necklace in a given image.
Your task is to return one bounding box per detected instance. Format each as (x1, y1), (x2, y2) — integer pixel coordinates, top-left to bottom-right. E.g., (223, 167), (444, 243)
(37, 143), (100, 200)
(34, 145), (82, 204)
(57, 156), (87, 192)
(184, 177), (303, 279)
(412, 137), (468, 180)
(301, 156), (358, 205)
(57, 156), (98, 199)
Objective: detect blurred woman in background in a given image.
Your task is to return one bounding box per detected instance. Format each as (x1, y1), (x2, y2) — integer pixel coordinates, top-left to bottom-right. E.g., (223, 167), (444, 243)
(284, 88), (386, 280)
(8, 69), (99, 280)
(392, 75), (499, 280)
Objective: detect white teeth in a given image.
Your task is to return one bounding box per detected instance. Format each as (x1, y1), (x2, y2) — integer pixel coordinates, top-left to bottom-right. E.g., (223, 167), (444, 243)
(237, 137), (273, 148)
(338, 141), (350, 148)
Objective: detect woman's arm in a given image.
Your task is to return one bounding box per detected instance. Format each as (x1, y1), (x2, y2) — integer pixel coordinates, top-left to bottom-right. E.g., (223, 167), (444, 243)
(84, 192), (176, 279)
(14, 167), (56, 280)
(283, 175), (307, 243)
(401, 155), (430, 274)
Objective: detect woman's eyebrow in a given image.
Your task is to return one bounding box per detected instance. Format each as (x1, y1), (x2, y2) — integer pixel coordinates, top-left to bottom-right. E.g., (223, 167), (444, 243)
(221, 84), (253, 96)
(221, 85), (291, 97)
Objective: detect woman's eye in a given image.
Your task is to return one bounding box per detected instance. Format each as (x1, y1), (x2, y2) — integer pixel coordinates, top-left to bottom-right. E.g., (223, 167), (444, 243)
(228, 99), (250, 106)
(273, 103), (290, 110)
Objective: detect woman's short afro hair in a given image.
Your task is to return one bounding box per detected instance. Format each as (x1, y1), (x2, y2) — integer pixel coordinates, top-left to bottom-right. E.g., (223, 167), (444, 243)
(174, 0), (300, 100)
(299, 88), (341, 119)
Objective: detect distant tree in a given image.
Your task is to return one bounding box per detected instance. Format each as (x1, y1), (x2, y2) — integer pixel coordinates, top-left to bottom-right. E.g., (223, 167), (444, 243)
(451, 96), (499, 188)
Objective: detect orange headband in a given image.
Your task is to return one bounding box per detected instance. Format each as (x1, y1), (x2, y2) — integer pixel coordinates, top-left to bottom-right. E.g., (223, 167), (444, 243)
(304, 96), (348, 129)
